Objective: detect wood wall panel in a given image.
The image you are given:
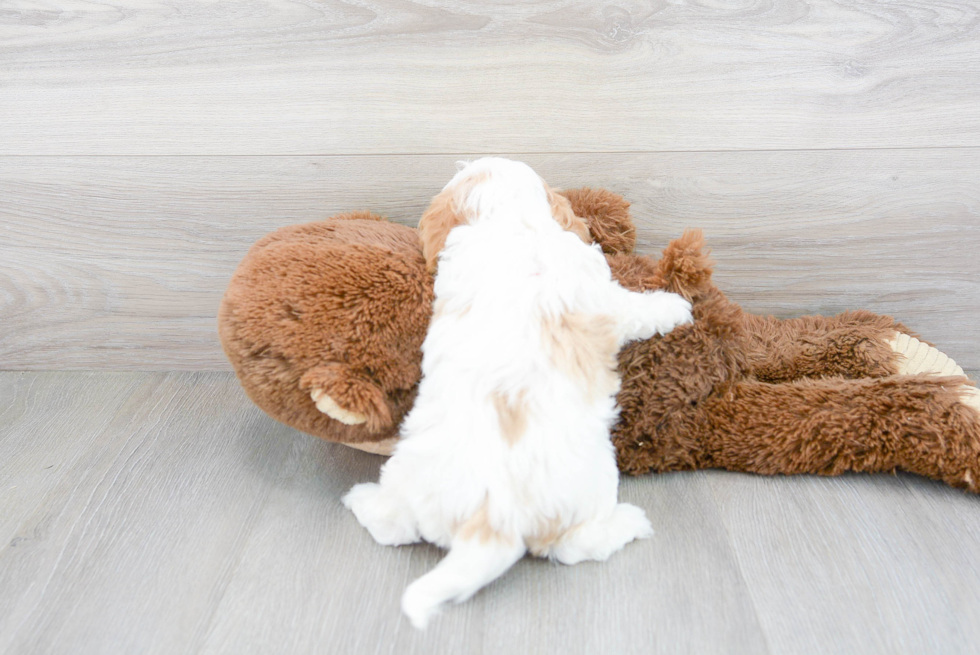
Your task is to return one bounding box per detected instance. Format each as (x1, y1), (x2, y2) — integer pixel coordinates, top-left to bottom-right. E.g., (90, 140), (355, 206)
(1, 0), (979, 154)
(2, 150), (977, 370)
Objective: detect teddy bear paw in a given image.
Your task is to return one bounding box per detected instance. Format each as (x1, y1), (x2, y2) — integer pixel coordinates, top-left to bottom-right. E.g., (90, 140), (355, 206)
(310, 388), (368, 425)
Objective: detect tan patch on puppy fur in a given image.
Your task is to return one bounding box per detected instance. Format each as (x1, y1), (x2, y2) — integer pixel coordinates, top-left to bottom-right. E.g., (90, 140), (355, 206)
(457, 500), (513, 545)
(421, 175), (586, 274)
(491, 389), (529, 446)
(432, 298), (471, 322)
(452, 171), (490, 220)
(545, 183), (591, 244)
(418, 172), (491, 274)
(525, 515), (565, 556)
(418, 188), (466, 274)
(541, 312), (620, 399)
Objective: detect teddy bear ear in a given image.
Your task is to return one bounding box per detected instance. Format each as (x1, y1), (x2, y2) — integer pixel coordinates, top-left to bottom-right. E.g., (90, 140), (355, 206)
(559, 188), (636, 256)
(417, 187), (466, 274)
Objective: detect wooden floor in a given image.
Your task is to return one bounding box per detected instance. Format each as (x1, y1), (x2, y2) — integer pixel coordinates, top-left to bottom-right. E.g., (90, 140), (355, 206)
(2, 370), (980, 655)
(3, 2), (980, 653)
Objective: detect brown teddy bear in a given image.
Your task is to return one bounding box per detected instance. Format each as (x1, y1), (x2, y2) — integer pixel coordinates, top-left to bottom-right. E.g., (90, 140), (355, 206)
(218, 189), (980, 491)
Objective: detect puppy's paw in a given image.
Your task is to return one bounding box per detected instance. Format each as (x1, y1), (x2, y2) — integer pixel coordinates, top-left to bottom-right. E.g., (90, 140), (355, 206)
(342, 483), (419, 546)
(401, 581), (441, 630)
(645, 291), (694, 336)
(311, 388), (368, 425)
(552, 503), (653, 565)
(610, 502), (654, 542)
(621, 290), (693, 342)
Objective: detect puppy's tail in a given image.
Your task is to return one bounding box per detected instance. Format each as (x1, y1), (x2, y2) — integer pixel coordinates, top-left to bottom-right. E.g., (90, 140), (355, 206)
(401, 534), (525, 629)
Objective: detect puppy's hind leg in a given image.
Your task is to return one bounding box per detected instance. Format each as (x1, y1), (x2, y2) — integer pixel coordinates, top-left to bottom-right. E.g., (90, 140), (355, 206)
(401, 534), (526, 629)
(550, 503), (653, 565)
(343, 482), (420, 546)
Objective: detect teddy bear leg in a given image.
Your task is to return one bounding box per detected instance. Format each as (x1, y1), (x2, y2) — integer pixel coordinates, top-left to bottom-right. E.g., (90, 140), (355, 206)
(300, 363), (393, 434)
(743, 310), (931, 382)
(697, 375), (980, 492)
(744, 310), (979, 410)
(887, 334), (980, 409)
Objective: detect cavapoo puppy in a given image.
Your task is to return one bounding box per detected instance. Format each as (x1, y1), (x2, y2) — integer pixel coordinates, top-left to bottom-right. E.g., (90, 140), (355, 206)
(343, 158), (693, 628)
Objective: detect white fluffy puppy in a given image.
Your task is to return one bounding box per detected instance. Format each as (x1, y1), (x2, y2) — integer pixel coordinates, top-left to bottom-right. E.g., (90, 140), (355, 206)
(343, 158), (693, 629)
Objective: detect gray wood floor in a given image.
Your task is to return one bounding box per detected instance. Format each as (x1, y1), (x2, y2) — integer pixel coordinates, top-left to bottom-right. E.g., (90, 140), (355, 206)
(3, 371), (980, 655)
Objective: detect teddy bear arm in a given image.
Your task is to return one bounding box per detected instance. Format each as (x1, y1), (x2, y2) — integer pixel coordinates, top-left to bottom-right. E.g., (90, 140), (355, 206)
(693, 375), (980, 492)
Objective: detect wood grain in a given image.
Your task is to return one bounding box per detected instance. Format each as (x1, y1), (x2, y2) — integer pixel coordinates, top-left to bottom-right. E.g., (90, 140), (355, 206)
(4, 371), (980, 654)
(0, 372), (144, 552)
(708, 471), (980, 654)
(196, 452), (769, 655)
(2, 150), (977, 370)
(0, 372), (296, 655)
(1, 0), (979, 154)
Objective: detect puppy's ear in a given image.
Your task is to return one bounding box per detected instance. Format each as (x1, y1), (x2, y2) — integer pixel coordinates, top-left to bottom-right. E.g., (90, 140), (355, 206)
(418, 187), (466, 274)
(418, 173), (488, 274)
(546, 184), (592, 245)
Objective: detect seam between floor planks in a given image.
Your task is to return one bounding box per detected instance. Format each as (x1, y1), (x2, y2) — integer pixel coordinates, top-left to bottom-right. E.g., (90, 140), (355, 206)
(4, 372), (980, 654)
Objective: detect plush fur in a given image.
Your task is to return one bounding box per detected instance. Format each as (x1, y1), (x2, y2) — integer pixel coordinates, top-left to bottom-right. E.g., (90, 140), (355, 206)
(342, 159), (693, 628)
(609, 236), (980, 490)
(219, 214), (432, 446)
(218, 188), (980, 495)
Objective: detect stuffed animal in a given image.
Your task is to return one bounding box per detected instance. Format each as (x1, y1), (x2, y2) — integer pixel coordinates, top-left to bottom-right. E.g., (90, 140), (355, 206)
(218, 189), (980, 491)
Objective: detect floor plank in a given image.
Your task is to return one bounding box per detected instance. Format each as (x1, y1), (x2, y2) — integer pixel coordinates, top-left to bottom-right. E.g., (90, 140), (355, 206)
(197, 452), (768, 655)
(2, 0), (979, 154)
(0, 372), (295, 655)
(2, 372), (980, 654)
(708, 471), (980, 654)
(0, 372), (146, 554)
(2, 149), (977, 370)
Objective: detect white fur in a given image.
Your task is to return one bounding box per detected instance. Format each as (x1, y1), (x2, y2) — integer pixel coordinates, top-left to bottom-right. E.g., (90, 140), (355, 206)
(343, 158), (693, 629)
